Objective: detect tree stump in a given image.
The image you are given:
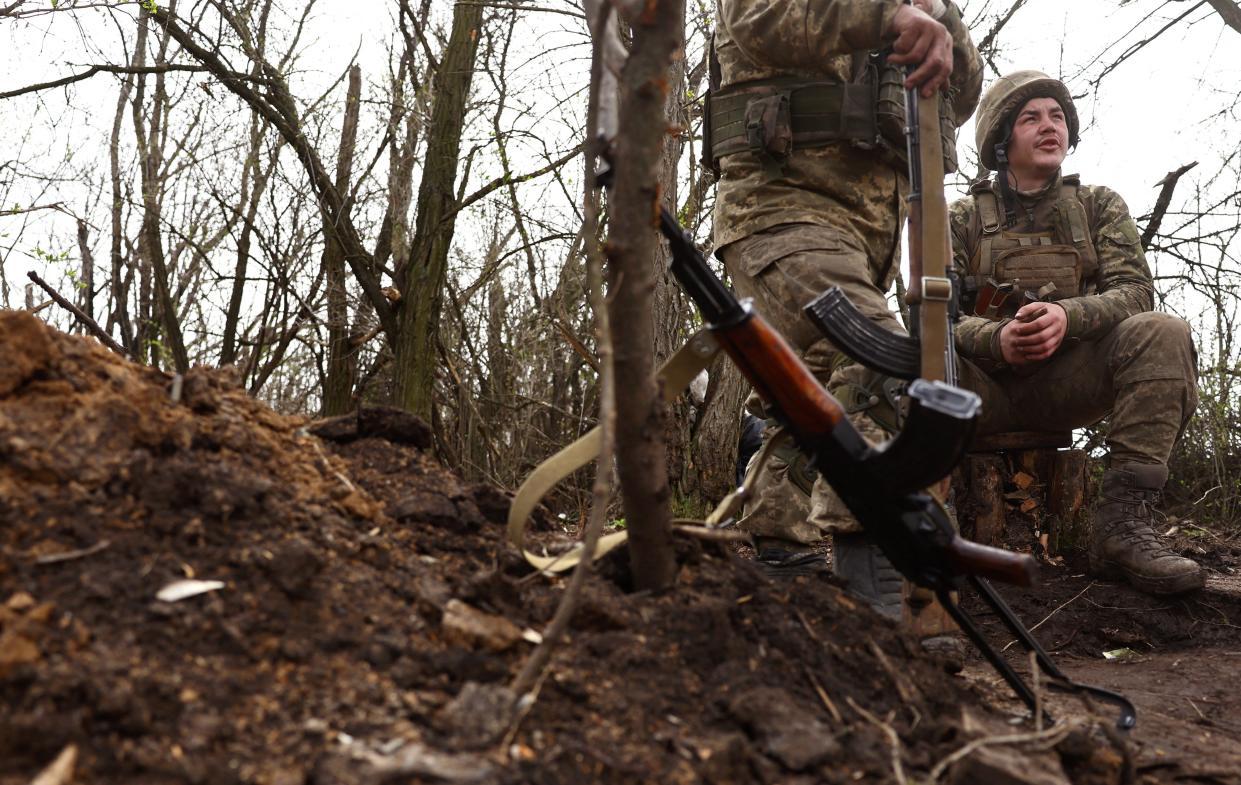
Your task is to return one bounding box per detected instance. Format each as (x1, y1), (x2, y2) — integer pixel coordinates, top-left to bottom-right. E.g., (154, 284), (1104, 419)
(953, 431), (1089, 558)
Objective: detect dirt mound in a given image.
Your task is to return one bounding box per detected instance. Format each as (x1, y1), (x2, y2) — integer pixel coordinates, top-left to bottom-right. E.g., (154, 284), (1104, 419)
(1, 312), (1125, 785)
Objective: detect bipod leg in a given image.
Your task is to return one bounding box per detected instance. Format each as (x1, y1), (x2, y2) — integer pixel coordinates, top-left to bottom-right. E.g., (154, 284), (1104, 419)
(969, 576), (1137, 730)
(935, 587), (1053, 727)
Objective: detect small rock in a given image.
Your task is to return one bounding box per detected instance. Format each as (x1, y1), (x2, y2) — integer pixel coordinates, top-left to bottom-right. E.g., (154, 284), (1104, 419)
(261, 537), (324, 598)
(0, 631), (41, 678)
(5, 591), (36, 612)
(948, 744), (1071, 785)
(728, 687), (840, 771)
(388, 492), (461, 530)
(440, 600), (522, 652)
(435, 681), (517, 746)
(357, 406), (433, 448)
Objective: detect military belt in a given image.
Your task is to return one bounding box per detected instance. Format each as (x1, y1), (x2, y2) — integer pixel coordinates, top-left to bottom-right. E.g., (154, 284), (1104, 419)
(708, 80), (878, 162)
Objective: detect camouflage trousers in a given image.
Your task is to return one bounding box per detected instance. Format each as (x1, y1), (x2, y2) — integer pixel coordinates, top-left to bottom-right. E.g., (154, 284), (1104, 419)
(721, 223), (1198, 544)
(721, 221), (903, 541)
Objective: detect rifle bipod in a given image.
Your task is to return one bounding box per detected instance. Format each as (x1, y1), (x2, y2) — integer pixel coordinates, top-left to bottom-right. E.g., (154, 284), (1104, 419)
(938, 577), (1137, 730)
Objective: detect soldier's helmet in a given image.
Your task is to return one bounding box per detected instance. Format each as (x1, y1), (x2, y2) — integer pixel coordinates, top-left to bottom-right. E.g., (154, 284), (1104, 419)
(976, 70), (1079, 170)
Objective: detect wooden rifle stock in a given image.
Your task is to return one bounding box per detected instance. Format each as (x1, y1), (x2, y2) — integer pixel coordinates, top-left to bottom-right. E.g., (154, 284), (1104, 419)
(947, 538), (1037, 588)
(711, 311), (845, 443)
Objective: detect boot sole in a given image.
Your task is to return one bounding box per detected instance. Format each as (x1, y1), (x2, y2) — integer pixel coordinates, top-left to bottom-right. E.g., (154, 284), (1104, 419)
(1089, 557), (1204, 596)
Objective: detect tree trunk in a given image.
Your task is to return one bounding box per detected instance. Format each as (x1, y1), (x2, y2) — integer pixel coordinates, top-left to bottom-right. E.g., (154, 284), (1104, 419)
(133, 6), (189, 372)
(608, 0), (686, 592)
(323, 65), (363, 415)
(392, 0), (483, 419)
(693, 356), (747, 501)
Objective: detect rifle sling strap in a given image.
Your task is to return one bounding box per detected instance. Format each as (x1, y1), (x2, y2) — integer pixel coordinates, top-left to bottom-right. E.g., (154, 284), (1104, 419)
(506, 330), (722, 573)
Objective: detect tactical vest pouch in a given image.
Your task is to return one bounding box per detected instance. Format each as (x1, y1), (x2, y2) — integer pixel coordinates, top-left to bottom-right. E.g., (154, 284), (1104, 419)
(745, 92), (793, 167)
(874, 62), (960, 174)
(993, 245), (1082, 300)
(708, 80), (878, 171)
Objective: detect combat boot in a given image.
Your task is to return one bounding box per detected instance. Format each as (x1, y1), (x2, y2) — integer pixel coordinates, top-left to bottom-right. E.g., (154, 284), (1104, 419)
(832, 533), (903, 619)
(753, 536), (826, 578)
(1089, 464), (1204, 595)
(833, 533), (964, 671)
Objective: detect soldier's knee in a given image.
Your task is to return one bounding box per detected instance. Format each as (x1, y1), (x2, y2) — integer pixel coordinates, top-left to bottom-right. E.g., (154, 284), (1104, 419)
(1120, 311), (1192, 349)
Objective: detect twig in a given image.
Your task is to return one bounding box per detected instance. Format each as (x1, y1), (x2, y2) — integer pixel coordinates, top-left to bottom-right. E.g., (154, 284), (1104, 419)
(1188, 698), (1208, 722)
(508, 8), (616, 700)
(793, 608), (820, 642)
(301, 434), (357, 495)
(1002, 581), (1095, 652)
(499, 668), (550, 752)
(868, 641), (918, 704)
(34, 540), (112, 565)
(846, 698), (908, 785)
(26, 272), (130, 358)
(671, 524), (748, 542)
(803, 665), (843, 724)
(927, 723), (1073, 782)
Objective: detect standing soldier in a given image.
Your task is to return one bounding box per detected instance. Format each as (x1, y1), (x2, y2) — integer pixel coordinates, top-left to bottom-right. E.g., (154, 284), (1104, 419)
(707, 0), (983, 627)
(952, 71), (1203, 595)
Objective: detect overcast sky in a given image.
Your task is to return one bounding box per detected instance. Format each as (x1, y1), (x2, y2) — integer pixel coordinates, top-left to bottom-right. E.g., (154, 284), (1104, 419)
(3, 0), (1239, 318)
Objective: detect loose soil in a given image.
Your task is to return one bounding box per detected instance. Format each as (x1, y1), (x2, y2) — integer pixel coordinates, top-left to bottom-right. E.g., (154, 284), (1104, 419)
(1, 311), (1237, 785)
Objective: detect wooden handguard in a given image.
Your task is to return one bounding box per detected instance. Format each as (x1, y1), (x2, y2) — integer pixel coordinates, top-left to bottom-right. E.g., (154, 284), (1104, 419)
(946, 538), (1038, 588)
(712, 310), (845, 442)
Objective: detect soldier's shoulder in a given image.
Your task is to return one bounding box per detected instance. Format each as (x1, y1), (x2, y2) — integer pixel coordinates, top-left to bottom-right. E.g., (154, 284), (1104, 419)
(948, 191), (979, 226)
(1072, 183), (1138, 228)
(1072, 181), (1129, 210)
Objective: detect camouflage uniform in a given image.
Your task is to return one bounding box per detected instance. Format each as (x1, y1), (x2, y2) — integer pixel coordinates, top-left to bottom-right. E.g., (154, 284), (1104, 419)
(952, 68), (1202, 595)
(714, 0), (983, 543)
(951, 177), (1198, 467)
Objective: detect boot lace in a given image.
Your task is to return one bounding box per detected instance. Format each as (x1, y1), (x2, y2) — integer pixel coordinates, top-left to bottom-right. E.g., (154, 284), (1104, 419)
(1107, 488), (1179, 558)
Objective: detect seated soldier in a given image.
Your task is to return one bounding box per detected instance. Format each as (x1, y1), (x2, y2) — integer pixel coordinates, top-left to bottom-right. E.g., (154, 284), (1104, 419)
(951, 70), (1203, 596)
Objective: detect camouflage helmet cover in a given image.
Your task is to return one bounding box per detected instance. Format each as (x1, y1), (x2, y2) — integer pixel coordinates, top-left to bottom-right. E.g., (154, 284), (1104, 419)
(975, 70), (1079, 171)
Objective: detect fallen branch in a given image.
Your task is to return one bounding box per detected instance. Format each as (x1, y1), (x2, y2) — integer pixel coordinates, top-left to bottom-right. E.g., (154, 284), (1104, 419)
(26, 271), (130, 358)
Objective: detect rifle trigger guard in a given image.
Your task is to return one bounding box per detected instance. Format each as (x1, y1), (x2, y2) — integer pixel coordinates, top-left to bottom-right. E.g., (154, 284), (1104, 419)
(922, 276), (952, 302)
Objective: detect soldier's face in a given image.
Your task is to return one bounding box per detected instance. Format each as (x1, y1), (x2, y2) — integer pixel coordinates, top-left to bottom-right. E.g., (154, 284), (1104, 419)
(1006, 97), (1068, 186)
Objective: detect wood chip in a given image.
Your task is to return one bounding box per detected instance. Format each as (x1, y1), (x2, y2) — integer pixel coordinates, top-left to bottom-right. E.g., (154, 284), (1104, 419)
(156, 579), (225, 603)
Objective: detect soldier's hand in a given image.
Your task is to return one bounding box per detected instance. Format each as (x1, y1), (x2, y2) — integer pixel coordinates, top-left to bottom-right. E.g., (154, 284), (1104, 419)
(999, 303), (1068, 366)
(886, 4), (953, 97)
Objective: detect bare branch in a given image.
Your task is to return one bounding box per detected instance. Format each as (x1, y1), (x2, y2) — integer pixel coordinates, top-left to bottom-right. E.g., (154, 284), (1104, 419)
(26, 271), (131, 358)
(0, 64), (213, 101)
(1140, 161), (1199, 250)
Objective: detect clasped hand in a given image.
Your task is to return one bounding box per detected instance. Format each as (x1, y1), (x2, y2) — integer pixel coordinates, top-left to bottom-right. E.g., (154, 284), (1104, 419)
(999, 302), (1068, 367)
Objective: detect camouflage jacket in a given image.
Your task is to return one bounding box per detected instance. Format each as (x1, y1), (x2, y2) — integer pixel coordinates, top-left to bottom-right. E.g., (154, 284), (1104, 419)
(712, 0), (983, 267)
(949, 172), (1155, 364)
